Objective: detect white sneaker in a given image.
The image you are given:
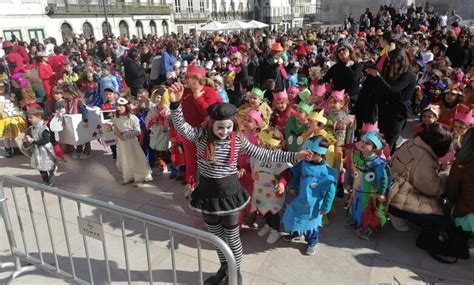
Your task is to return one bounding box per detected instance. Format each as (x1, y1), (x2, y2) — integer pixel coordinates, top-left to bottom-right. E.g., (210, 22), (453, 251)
(266, 229), (281, 244)
(389, 214), (410, 232)
(257, 224), (271, 237)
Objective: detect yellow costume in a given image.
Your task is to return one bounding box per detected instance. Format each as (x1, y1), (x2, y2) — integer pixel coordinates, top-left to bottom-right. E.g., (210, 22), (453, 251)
(0, 97), (25, 139)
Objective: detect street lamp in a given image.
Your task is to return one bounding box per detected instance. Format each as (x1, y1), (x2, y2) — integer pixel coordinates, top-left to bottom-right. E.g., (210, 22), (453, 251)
(288, 0), (295, 32)
(102, 0), (110, 37)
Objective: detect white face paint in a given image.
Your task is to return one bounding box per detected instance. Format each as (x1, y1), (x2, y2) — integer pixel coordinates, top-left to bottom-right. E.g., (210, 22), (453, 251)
(212, 119), (234, 139)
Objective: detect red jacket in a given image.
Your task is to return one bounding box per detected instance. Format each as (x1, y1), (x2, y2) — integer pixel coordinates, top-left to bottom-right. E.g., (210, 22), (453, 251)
(48, 54), (66, 82)
(6, 52), (25, 74)
(14, 45), (30, 64)
(38, 63), (54, 96)
(181, 85), (222, 128)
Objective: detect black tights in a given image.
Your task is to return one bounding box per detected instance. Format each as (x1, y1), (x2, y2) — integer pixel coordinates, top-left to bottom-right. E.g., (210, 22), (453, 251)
(265, 212), (280, 231)
(202, 212), (242, 269)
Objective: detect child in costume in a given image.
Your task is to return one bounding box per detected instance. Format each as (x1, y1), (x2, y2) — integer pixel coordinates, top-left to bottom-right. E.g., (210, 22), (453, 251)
(287, 86), (300, 107)
(347, 131), (390, 240)
(168, 81), (311, 283)
(113, 97), (153, 187)
(309, 83), (327, 111)
(251, 128), (292, 244)
(437, 84), (464, 128)
(270, 89), (296, 134)
(238, 108), (266, 227)
(81, 71), (101, 107)
(282, 136), (337, 255)
(0, 92), (25, 158)
(62, 61), (79, 85)
(284, 102), (313, 152)
(100, 88), (117, 159)
(49, 86), (66, 161)
(412, 104), (440, 136)
(24, 107), (58, 186)
(237, 87), (272, 129)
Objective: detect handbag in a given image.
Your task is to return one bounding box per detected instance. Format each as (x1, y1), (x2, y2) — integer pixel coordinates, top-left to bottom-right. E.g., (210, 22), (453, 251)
(416, 225), (470, 263)
(49, 113), (64, 132)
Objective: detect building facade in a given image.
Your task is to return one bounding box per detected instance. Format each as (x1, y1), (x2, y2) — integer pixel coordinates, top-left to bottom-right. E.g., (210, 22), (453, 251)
(209, 0), (253, 22)
(255, 0), (316, 31)
(0, 0), (174, 43)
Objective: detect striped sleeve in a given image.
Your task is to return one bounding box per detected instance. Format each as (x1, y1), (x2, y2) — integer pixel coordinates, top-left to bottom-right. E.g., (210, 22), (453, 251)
(241, 134), (297, 164)
(170, 103), (203, 143)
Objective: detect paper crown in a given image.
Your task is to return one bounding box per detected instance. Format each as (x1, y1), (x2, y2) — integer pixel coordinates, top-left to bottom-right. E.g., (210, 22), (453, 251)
(297, 77), (309, 86)
(296, 102), (313, 114)
(308, 110), (328, 125)
(311, 84), (326, 97)
(304, 136), (328, 155)
(287, 86), (299, 94)
(454, 105), (474, 126)
(299, 89), (311, 101)
(117, 97), (129, 105)
(246, 108), (264, 127)
(250, 87), (265, 99)
(421, 104), (440, 118)
(258, 129), (282, 147)
(330, 89), (346, 102)
(187, 64), (207, 77)
(362, 131), (383, 150)
(361, 122), (379, 133)
(273, 90), (288, 101)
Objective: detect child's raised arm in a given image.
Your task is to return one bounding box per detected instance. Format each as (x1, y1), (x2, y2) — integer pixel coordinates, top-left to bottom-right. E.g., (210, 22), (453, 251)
(169, 82), (202, 143)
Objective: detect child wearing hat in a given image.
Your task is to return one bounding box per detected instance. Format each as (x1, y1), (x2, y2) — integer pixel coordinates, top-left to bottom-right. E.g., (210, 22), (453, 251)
(412, 104), (440, 136)
(285, 102), (313, 152)
(113, 97), (153, 186)
(437, 84), (465, 128)
(168, 81), (311, 283)
(346, 131), (390, 240)
(270, 89), (296, 133)
(282, 135), (338, 255)
(237, 87), (272, 129)
(251, 127), (292, 244)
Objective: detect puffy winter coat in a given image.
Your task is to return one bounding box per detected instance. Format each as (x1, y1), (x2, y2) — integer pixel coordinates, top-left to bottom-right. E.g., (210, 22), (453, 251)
(388, 137), (447, 215)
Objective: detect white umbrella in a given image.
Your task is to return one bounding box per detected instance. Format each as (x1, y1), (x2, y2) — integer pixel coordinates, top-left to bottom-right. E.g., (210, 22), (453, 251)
(247, 20), (269, 29)
(199, 21), (224, 31)
(222, 20), (252, 30)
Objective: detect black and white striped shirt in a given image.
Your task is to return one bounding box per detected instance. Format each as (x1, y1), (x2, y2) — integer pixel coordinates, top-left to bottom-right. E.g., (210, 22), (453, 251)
(171, 103), (297, 179)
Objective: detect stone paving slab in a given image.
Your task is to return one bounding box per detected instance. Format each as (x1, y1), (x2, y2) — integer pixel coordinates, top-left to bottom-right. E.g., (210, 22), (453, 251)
(1, 141), (473, 284)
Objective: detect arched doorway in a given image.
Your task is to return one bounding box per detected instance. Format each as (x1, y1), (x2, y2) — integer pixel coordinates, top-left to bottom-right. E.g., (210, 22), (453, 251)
(162, 20), (169, 35)
(82, 22), (94, 39)
(136, 21), (144, 38)
(119, 20), (129, 38)
(102, 21), (112, 38)
(60, 22), (73, 42)
(150, 20), (157, 35)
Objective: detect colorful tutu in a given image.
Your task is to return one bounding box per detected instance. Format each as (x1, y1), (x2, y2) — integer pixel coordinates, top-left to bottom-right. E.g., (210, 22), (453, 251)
(0, 116), (25, 139)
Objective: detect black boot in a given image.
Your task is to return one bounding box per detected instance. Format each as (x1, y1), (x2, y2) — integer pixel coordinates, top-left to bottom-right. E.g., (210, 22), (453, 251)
(222, 269), (242, 285)
(5, 148), (13, 158)
(204, 262), (228, 285)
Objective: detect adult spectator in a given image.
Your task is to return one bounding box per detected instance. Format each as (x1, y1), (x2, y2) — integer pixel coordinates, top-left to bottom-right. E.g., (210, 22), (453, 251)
(14, 42), (30, 65)
(446, 31), (472, 70)
(368, 48), (416, 153)
(388, 123), (453, 231)
(256, 43), (287, 93)
(446, 128), (474, 234)
(48, 46), (66, 82)
(323, 41), (364, 111)
(158, 43), (177, 84)
(448, 10), (462, 26)
(180, 64), (222, 194)
(123, 48), (146, 97)
(228, 52), (248, 106)
(3, 42), (25, 74)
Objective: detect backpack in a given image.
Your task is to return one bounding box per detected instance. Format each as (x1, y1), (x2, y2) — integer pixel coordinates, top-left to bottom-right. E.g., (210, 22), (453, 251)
(416, 225), (470, 263)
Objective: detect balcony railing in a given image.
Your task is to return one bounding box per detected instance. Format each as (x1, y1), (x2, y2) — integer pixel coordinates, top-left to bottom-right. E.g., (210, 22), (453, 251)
(47, 1), (172, 15)
(174, 12), (210, 22)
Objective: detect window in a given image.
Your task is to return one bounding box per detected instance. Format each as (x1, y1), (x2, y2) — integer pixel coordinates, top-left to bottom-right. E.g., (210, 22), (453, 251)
(60, 23), (73, 42)
(136, 21), (144, 38)
(119, 21), (129, 38)
(3, 30), (22, 42)
(28, 29), (45, 43)
(175, 0), (181, 13)
(162, 20), (169, 35)
(187, 0), (193, 13)
(200, 0), (205, 13)
(212, 0), (217, 12)
(102, 21), (112, 38)
(177, 25), (184, 35)
(82, 22), (94, 39)
(150, 20), (157, 35)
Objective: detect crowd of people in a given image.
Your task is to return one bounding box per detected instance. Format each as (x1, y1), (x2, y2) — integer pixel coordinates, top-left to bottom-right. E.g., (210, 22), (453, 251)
(1, 3), (473, 284)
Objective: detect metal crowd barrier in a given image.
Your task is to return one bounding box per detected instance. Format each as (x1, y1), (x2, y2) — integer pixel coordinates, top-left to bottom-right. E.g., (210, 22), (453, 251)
(0, 175), (237, 285)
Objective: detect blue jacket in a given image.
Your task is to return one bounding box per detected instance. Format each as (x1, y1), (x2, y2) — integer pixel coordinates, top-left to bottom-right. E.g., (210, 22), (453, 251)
(160, 51), (177, 75)
(98, 75), (119, 101)
(282, 160), (337, 233)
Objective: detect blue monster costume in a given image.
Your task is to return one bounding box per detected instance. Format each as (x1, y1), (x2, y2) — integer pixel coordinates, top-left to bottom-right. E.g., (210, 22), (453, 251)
(282, 137), (338, 234)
